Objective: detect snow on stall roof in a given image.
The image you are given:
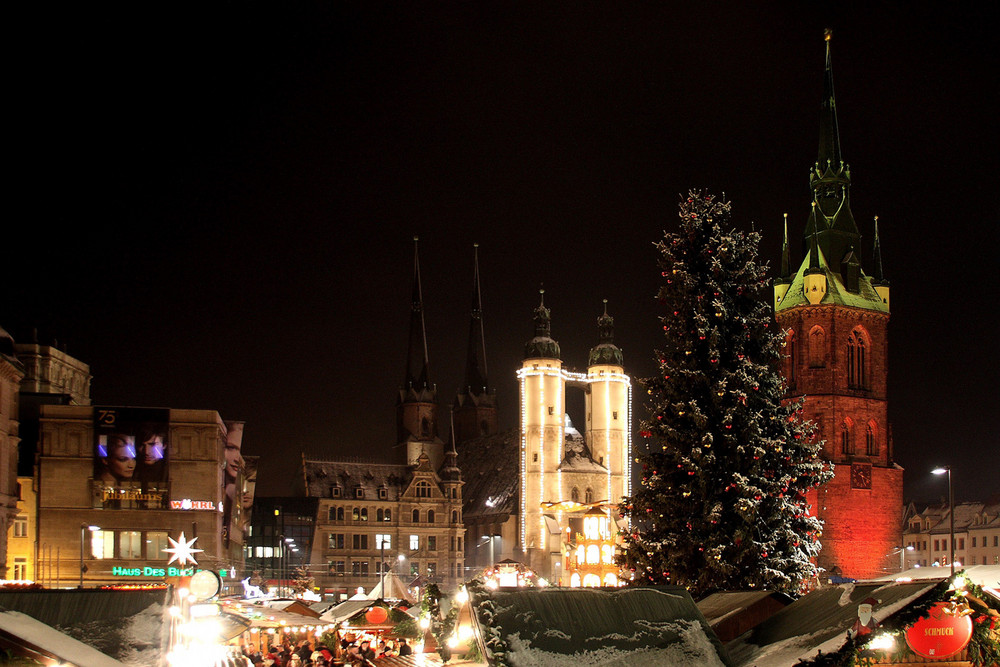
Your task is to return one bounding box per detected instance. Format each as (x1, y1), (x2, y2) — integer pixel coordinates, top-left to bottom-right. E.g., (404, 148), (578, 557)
(475, 586), (732, 666)
(697, 591), (792, 626)
(725, 581), (937, 667)
(0, 608), (126, 667)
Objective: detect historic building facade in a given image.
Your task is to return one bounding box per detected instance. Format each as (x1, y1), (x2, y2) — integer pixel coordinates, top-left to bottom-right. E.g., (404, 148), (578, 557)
(0, 327), (26, 577)
(904, 501), (1000, 569)
(518, 294), (632, 583)
(773, 33), (903, 580)
(34, 405), (246, 587)
(295, 240), (467, 596)
(459, 294), (632, 587)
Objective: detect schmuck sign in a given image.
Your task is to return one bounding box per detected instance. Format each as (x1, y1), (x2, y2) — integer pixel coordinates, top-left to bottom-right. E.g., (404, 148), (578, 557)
(905, 601), (973, 660)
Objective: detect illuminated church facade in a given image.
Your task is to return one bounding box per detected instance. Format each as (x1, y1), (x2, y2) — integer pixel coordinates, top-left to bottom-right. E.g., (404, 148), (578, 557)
(773, 32), (903, 580)
(518, 294), (632, 585)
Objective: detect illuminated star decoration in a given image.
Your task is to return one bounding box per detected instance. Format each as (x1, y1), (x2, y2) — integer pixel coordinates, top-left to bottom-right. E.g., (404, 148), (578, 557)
(164, 532), (203, 566)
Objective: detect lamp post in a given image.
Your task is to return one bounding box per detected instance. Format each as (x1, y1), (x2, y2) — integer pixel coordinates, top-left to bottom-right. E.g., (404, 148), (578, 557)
(283, 537), (294, 596)
(378, 537), (386, 601)
(931, 466), (954, 576)
(79, 524), (99, 588)
(890, 545), (914, 572)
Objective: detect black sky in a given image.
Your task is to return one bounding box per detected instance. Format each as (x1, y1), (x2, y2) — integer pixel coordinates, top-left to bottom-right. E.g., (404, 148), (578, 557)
(9, 3), (997, 502)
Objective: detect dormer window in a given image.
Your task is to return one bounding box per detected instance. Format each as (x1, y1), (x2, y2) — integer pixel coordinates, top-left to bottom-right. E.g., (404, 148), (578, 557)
(378, 487), (388, 500)
(332, 486), (342, 498)
(355, 487), (365, 499)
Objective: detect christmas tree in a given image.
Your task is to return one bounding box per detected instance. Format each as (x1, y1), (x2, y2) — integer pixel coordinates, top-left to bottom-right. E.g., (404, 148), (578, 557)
(617, 190), (831, 596)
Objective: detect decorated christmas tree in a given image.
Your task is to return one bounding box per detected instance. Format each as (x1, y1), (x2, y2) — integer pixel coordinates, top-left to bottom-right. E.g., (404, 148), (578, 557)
(291, 565), (315, 596)
(617, 190), (832, 596)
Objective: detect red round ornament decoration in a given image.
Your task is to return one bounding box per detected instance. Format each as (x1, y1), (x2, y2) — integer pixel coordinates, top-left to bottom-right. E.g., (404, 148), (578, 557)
(905, 602), (973, 660)
(365, 606), (389, 625)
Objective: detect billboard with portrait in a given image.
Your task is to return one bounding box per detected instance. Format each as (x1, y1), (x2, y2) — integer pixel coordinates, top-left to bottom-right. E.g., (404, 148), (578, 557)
(222, 420), (245, 547)
(93, 407), (170, 509)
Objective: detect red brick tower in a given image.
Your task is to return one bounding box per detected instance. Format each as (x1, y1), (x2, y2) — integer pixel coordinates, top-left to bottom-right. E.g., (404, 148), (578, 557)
(772, 31), (902, 580)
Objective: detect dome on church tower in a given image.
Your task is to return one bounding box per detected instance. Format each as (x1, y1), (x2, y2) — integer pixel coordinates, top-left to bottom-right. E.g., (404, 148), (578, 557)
(588, 300), (623, 367)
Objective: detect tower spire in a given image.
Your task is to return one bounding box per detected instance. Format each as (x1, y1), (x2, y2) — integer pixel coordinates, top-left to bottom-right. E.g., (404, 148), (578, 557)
(588, 299), (623, 367)
(780, 213), (791, 278)
(403, 236), (431, 392)
(818, 29), (842, 172)
(462, 243), (489, 395)
(872, 216), (886, 284)
(806, 29), (860, 274)
(524, 288), (561, 360)
(452, 244), (498, 447)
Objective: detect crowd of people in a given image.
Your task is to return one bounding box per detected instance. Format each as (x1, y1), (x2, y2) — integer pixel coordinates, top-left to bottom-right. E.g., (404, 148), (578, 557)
(227, 634), (416, 666)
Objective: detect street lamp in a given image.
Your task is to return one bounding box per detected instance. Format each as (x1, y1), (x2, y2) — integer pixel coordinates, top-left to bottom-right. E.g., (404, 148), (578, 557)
(283, 536), (294, 596)
(931, 466), (954, 576)
(378, 537), (387, 601)
(890, 545), (914, 572)
(79, 524), (99, 588)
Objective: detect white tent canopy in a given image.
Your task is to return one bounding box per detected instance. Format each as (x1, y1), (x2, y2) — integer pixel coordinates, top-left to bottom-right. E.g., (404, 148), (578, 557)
(366, 571), (416, 604)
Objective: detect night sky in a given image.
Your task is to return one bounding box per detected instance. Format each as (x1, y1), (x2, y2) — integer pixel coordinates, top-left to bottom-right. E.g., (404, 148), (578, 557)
(10, 4), (996, 502)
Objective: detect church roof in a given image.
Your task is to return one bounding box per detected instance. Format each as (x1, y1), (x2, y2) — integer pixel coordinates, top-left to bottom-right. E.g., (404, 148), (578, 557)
(457, 429), (520, 520)
(775, 250), (888, 314)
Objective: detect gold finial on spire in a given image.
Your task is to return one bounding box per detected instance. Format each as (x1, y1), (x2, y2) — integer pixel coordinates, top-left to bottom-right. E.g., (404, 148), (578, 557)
(824, 28), (833, 42)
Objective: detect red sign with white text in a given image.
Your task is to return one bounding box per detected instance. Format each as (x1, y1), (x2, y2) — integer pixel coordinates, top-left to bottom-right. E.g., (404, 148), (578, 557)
(905, 602), (973, 660)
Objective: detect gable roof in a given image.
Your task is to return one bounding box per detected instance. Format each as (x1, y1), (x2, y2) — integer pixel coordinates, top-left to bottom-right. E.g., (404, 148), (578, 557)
(473, 586), (733, 665)
(725, 581), (938, 666)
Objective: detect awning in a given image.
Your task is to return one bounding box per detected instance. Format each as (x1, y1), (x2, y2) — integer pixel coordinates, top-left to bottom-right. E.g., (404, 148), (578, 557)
(320, 599), (375, 624)
(0, 609), (126, 666)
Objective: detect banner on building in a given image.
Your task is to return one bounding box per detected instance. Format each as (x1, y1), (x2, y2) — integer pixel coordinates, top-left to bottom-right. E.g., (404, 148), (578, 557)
(93, 407), (170, 509)
(222, 420), (246, 548)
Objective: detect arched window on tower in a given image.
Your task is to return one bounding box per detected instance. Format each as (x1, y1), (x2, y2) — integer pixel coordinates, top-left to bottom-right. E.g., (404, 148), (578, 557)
(571, 487), (580, 503)
(809, 326), (826, 368)
(585, 488), (594, 504)
(866, 422), (878, 456)
(840, 419), (853, 455)
(847, 328), (869, 389)
(413, 509), (420, 523)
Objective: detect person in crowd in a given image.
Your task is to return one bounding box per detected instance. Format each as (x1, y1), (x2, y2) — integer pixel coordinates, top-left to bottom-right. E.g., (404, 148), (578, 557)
(97, 433), (136, 483)
(398, 638), (413, 656)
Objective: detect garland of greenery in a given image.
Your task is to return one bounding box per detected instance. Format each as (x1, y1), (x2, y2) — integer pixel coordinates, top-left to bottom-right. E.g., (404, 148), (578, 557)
(420, 583), (460, 647)
(795, 572), (1000, 666)
(466, 577), (512, 667)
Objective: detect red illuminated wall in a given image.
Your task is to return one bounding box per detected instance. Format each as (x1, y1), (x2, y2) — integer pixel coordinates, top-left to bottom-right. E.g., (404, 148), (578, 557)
(780, 305), (903, 580)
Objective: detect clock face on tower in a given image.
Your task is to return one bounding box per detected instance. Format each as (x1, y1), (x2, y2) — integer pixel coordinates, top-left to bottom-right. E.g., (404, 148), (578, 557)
(851, 463), (873, 489)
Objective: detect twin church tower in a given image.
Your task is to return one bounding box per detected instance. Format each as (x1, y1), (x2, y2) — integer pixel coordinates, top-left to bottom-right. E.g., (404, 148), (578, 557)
(396, 240), (632, 585)
(396, 32), (900, 584)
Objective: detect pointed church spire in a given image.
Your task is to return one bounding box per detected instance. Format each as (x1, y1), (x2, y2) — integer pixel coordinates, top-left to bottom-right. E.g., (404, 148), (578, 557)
(818, 29), (843, 172)
(872, 216), (886, 284)
(403, 236), (431, 392)
(780, 213), (791, 278)
(807, 204), (822, 274)
(806, 29), (860, 274)
(452, 245), (498, 447)
(462, 243), (489, 396)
